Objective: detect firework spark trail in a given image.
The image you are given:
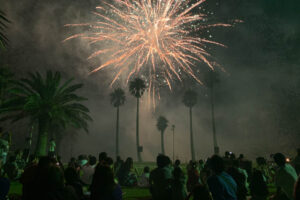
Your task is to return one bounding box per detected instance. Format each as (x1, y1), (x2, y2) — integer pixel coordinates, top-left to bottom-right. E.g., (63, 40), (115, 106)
(65, 0), (232, 105)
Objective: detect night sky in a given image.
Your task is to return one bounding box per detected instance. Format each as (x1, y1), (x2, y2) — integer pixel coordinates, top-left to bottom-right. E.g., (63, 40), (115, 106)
(1, 0), (300, 161)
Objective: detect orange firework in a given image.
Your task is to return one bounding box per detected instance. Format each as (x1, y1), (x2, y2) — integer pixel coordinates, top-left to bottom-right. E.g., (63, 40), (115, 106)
(65, 0), (231, 102)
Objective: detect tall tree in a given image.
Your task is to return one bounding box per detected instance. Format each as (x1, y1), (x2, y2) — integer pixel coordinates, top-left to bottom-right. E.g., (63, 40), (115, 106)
(0, 71), (92, 156)
(204, 70), (220, 155)
(182, 89), (197, 161)
(110, 88), (126, 159)
(156, 115), (168, 155)
(129, 78), (146, 162)
(0, 10), (10, 50)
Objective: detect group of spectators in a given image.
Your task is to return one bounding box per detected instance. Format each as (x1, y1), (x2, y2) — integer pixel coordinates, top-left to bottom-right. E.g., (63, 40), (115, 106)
(0, 149), (300, 200)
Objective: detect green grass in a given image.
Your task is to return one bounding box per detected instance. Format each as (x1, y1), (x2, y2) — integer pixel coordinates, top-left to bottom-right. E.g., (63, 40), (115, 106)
(8, 182), (151, 200)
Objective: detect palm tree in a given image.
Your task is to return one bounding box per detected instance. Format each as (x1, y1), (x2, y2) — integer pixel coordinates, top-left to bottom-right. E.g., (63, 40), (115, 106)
(182, 89), (197, 161)
(204, 70), (220, 155)
(156, 116), (168, 155)
(129, 78), (146, 162)
(0, 10), (10, 50)
(0, 71), (92, 156)
(110, 88), (126, 159)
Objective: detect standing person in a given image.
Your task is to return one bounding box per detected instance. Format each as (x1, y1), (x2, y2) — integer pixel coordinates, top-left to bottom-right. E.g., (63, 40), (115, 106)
(49, 138), (56, 155)
(149, 154), (173, 200)
(81, 156), (97, 185)
(249, 169), (268, 200)
(207, 155), (237, 200)
(90, 165), (122, 200)
(187, 161), (200, 193)
(171, 167), (187, 200)
(292, 148), (300, 175)
(273, 153), (298, 200)
(138, 166), (150, 187)
(117, 157), (137, 186)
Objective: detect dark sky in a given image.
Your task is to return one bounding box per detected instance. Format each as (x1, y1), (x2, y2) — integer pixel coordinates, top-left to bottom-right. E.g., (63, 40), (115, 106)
(1, 0), (300, 161)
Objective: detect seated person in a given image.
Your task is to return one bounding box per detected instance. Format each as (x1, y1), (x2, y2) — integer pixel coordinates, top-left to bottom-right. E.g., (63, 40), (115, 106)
(138, 166), (150, 187)
(207, 155), (237, 200)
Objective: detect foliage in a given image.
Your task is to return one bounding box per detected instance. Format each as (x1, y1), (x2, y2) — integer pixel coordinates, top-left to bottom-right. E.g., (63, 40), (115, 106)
(182, 89), (197, 108)
(129, 78), (146, 98)
(0, 10), (10, 49)
(0, 71), (92, 131)
(156, 116), (168, 133)
(110, 88), (126, 107)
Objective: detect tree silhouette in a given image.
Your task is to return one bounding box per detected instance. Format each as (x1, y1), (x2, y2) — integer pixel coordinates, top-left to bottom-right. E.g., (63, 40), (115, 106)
(203, 70), (220, 154)
(129, 78), (146, 162)
(0, 71), (92, 156)
(182, 89), (197, 161)
(110, 88), (126, 159)
(156, 115), (168, 155)
(0, 10), (10, 49)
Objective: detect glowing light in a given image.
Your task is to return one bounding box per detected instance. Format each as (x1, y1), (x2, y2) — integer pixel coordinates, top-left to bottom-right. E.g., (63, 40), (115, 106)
(65, 0), (232, 104)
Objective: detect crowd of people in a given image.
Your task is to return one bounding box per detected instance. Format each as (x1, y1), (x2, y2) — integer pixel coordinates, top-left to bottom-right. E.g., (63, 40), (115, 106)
(0, 148), (300, 200)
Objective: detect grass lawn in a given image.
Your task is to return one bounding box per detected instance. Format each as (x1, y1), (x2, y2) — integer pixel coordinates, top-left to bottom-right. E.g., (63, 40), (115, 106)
(8, 182), (151, 200)
(9, 181), (276, 200)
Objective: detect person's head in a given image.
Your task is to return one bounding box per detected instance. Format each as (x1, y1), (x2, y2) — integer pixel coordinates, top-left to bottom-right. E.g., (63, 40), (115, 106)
(163, 156), (171, 167)
(143, 166), (150, 173)
(209, 155), (224, 174)
(38, 156), (56, 169)
(229, 153), (236, 160)
(98, 152), (107, 162)
(175, 159), (181, 167)
(193, 185), (211, 200)
(64, 167), (79, 184)
(116, 156), (121, 162)
(239, 154), (244, 159)
(225, 151), (230, 158)
(104, 157), (114, 167)
(78, 154), (88, 166)
(156, 154), (165, 168)
(273, 153), (286, 167)
(124, 157), (133, 170)
(89, 156), (97, 166)
(256, 157), (266, 166)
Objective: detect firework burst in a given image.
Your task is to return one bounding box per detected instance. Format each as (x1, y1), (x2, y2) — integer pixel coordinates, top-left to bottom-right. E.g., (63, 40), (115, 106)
(65, 0), (232, 104)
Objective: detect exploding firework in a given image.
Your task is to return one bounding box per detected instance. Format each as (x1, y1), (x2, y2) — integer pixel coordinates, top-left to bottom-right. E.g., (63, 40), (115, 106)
(65, 0), (232, 104)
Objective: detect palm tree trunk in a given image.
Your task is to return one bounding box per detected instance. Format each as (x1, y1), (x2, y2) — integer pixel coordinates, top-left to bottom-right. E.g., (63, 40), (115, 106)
(136, 98), (142, 162)
(116, 106), (120, 159)
(161, 131), (165, 155)
(190, 107), (195, 161)
(35, 119), (48, 156)
(211, 73), (218, 154)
